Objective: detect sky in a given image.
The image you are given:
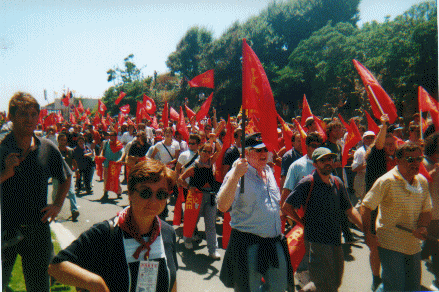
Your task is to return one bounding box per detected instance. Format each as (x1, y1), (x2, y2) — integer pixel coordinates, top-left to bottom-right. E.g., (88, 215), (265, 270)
(0, 0), (429, 112)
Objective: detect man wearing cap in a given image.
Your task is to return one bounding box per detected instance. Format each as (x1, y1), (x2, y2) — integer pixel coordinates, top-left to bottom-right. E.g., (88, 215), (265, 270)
(282, 147), (362, 292)
(351, 130), (376, 202)
(217, 132), (293, 292)
(305, 117), (319, 133)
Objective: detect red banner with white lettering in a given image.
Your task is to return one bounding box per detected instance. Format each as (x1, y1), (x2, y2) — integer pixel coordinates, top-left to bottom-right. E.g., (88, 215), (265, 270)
(183, 188), (203, 238)
(143, 94), (157, 115)
(286, 225), (306, 272)
(105, 161), (121, 193)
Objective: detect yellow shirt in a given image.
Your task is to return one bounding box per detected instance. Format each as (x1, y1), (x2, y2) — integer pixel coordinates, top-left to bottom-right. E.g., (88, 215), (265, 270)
(362, 166), (432, 255)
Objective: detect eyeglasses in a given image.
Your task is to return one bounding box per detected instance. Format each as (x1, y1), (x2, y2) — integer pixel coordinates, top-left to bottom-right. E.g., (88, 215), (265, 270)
(308, 143), (321, 149)
(135, 187), (170, 200)
(404, 156), (424, 163)
(201, 149), (212, 154)
(252, 148), (268, 153)
(317, 156), (335, 163)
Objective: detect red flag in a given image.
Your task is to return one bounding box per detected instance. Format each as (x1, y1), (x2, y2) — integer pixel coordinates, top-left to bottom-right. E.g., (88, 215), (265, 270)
(151, 115), (159, 130)
(98, 100), (107, 115)
(418, 86), (439, 131)
(101, 116), (108, 132)
(170, 106), (180, 121)
(56, 111), (64, 123)
(136, 101), (144, 124)
(278, 114), (293, 151)
(419, 162), (433, 182)
(300, 95), (313, 127)
(143, 94), (156, 115)
(118, 113), (126, 127)
(292, 119), (308, 155)
(242, 39), (278, 151)
(188, 69), (214, 89)
(338, 114), (350, 131)
(74, 107), (80, 119)
(120, 104), (130, 114)
(93, 113), (101, 128)
(84, 116), (90, 125)
(183, 188), (204, 238)
(126, 118), (134, 126)
(222, 212), (232, 249)
(85, 108), (91, 116)
(195, 93), (213, 122)
(106, 112), (114, 124)
(115, 91), (126, 105)
(43, 113), (57, 129)
(365, 111), (380, 135)
(162, 101), (169, 128)
(38, 109), (48, 125)
(105, 161), (121, 193)
(215, 116), (234, 182)
(62, 91), (71, 106)
(352, 59), (398, 124)
(313, 116), (328, 142)
(95, 156), (106, 181)
(77, 100), (84, 113)
(176, 107), (189, 142)
(342, 119), (362, 167)
(287, 225), (306, 272)
(69, 112), (77, 125)
(185, 105), (196, 120)
(173, 187), (186, 226)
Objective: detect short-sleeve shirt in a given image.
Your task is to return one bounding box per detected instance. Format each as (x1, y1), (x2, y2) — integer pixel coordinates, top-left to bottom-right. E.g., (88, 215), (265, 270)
(177, 150), (198, 184)
(351, 145), (367, 174)
(73, 145), (94, 170)
(128, 142), (151, 157)
(0, 132), (72, 228)
(222, 145), (240, 166)
(281, 148), (302, 177)
(362, 166), (432, 255)
(286, 172), (352, 245)
(220, 164), (282, 238)
(154, 141), (180, 165)
(283, 155), (314, 191)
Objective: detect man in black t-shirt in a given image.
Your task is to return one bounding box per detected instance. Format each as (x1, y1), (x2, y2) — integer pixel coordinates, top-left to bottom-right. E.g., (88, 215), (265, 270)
(222, 128), (242, 178)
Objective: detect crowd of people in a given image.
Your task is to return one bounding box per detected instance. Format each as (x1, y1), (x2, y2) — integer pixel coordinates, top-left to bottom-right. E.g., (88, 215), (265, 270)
(1, 91), (438, 292)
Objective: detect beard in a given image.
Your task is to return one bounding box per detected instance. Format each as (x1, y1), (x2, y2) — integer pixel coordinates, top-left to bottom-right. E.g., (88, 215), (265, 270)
(319, 165), (333, 176)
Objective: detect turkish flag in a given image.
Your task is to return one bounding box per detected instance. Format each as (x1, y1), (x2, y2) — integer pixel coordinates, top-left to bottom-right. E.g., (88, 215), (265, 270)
(105, 161), (122, 193)
(98, 100), (107, 115)
(278, 114), (293, 151)
(77, 100), (84, 113)
(143, 94), (156, 115)
(342, 119), (362, 167)
(162, 101), (169, 128)
(170, 106), (180, 121)
(418, 86), (439, 131)
(242, 39), (278, 151)
(176, 106), (189, 142)
(115, 91), (126, 105)
(300, 95), (313, 127)
(120, 104), (130, 114)
(188, 69), (214, 89)
(195, 93), (213, 122)
(183, 188), (203, 238)
(353, 59), (398, 124)
(365, 111), (380, 135)
(62, 91), (71, 106)
(185, 105), (196, 120)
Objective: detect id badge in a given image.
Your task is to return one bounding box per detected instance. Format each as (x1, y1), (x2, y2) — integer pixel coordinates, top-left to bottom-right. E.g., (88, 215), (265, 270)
(136, 260), (159, 292)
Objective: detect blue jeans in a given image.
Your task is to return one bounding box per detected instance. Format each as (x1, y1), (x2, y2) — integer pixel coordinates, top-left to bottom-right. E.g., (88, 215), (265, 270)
(377, 247), (421, 291)
(52, 178), (78, 213)
(246, 241), (288, 292)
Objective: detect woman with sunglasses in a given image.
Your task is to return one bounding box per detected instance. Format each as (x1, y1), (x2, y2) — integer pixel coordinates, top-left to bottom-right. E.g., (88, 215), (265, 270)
(49, 159), (179, 292)
(178, 141), (222, 259)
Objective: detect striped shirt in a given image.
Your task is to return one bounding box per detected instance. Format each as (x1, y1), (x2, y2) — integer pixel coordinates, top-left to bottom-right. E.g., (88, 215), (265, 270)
(362, 166), (432, 255)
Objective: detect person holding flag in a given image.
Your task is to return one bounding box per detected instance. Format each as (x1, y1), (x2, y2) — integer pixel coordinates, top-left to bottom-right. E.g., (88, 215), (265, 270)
(99, 130), (123, 201)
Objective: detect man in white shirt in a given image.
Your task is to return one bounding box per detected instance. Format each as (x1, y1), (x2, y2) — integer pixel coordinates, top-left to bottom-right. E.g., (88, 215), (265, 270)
(351, 131), (376, 202)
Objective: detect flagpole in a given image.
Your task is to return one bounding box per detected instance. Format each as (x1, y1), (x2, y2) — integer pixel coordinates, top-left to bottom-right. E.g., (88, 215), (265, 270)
(419, 109), (423, 139)
(240, 109), (246, 193)
(367, 85), (385, 116)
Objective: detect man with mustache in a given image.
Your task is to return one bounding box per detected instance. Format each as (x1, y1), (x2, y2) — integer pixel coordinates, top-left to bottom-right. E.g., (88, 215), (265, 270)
(282, 147), (362, 292)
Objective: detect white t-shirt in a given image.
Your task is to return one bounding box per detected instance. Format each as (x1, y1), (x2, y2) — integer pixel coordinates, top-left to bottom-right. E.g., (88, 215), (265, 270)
(177, 149), (198, 184)
(120, 132), (135, 145)
(352, 145), (368, 174)
(154, 140), (180, 164)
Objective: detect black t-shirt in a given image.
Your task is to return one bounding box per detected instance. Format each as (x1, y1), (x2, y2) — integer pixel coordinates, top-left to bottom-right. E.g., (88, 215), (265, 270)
(128, 142), (151, 157)
(189, 161), (222, 193)
(365, 146), (387, 192)
(51, 218), (178, 292)
(0, 132), (72, 228)
(223, 145), (240, 166)
(286, 172), (352, 245)
(73, 145), (94, 170)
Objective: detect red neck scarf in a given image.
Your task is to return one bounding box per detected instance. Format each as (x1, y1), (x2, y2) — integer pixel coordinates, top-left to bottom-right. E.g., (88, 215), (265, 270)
(117, 207), (161, 260)
(110, 139), (123, 153)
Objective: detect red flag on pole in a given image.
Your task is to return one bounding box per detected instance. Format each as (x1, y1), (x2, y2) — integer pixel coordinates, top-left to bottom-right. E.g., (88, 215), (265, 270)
(62, 91), (71, 106)
(143, 94), (156, 115)
(151, 115), (159, 130)
(195, 93), (213, 122)
(338, 114), (350, 131)
(136, 101), (144, 124)
(352, 59), (398, 124)
(300, 95), (313, 127)
(215, 116), (234, 183)
(38, 109), (48, 126)
(170, 106), (180, 121)
(98, 100), (107, 115)
(118, 113), (126, 127)
(292, 119), (308, 155)
(77, 100), (84, 113)
(242, 39), (278, 151)
(69, 112), (77, 125)
(188, 69), (214, 89)
(162, 101), (169, 128)
(56, 110), (64, 123)
(173, 187), (185, 226)
(44, 113), (57, 129)
(418, 86), (439, 131)
(342, 119), (362, 167)
(106, 113), (114, 124)
(176, 106), (189, 142)
(313, 115), (328, 142)
(278, 114), (293, 151)
(93, 113), (100, 128)
(222, 212), (232, 250)
(115, 91), (126, 105)
(185, 105), (196, 120)
(120, 104), (130, 114)
(365, 111), (380, 135)
(85, 108), (91, 116)
(74, 107), (80, 119)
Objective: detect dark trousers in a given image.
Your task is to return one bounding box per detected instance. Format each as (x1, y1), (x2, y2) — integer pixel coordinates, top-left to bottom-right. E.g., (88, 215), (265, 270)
(2, 224), (53, 292)
(76, 167), (93, 193)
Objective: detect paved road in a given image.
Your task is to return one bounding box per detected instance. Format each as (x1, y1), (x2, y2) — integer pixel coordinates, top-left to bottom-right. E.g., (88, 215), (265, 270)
(50, 172), (436, 292)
